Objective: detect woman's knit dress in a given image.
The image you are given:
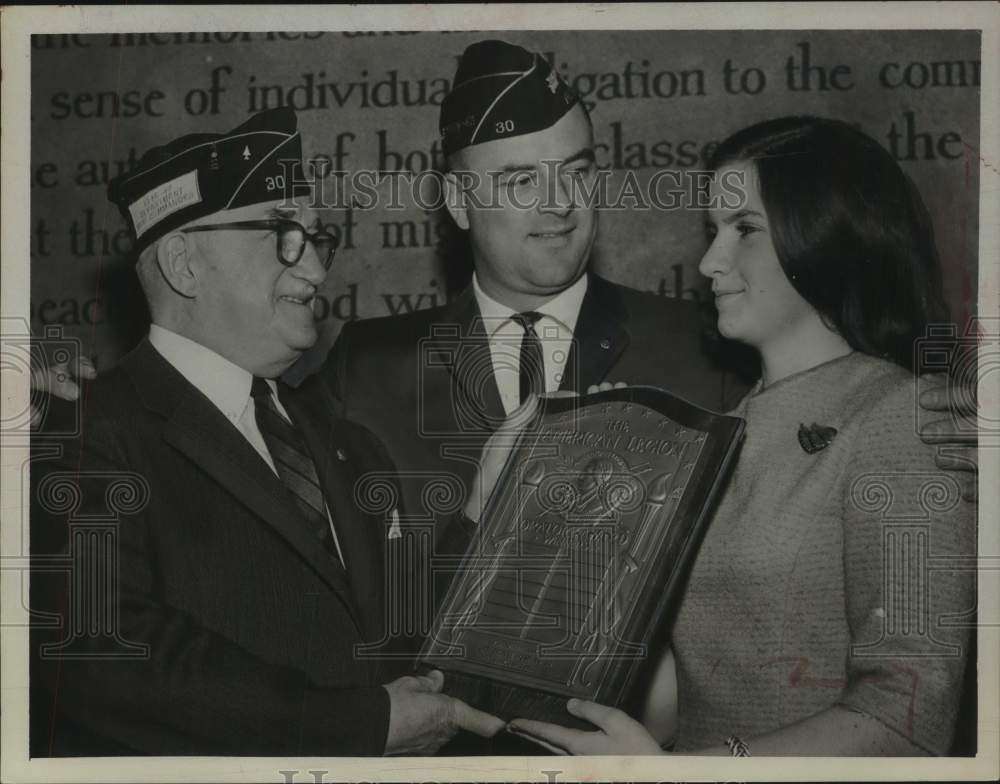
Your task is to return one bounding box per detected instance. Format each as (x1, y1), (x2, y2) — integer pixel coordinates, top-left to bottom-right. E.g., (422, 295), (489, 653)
(671, 353), (975, 755)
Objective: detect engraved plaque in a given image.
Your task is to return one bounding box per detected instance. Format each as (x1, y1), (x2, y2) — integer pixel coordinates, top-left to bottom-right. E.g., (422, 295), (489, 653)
(418, 386), (745, 726)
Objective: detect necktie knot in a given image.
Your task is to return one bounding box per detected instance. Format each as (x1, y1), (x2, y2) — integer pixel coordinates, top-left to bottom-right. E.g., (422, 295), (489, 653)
(512, 311), (543, 334)
(251, 376), (273, 401)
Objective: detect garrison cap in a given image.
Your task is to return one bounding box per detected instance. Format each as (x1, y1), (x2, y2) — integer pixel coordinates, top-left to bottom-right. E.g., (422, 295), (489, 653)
(108, 107), (311, 253)
(439, 39), (581, 157)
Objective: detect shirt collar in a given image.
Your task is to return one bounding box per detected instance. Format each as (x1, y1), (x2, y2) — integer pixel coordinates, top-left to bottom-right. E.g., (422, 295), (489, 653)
(148, 324), (263, 422)
(472, 272), (589, 338)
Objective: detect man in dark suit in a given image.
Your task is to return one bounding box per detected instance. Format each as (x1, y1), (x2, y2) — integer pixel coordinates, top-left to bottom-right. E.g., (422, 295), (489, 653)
(326, 40), (748, 525)
(30, 108), (502, 756)
(329, 274), (744, 525)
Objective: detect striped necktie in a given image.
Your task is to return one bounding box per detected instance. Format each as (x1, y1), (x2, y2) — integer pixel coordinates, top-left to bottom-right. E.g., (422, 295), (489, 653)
(512, 311), (545, 406)
(250, 377), (337, 558)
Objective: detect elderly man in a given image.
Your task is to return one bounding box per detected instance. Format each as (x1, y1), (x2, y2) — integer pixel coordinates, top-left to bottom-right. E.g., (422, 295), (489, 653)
(30, 107), (502, 756)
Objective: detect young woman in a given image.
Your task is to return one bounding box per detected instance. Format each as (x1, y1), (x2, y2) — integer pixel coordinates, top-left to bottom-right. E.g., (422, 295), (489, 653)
(507, 116), (975, 756)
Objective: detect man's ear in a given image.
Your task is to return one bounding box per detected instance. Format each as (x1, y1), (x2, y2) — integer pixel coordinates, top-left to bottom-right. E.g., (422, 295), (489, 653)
(155, 232), (198, 298)
(443, 171), (470, 231)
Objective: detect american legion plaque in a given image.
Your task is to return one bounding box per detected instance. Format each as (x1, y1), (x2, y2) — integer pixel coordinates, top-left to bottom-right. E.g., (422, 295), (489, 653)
(418, 386), (745, 726)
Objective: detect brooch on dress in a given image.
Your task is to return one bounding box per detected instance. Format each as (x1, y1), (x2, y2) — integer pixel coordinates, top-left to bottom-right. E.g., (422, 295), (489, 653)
(798, 422), (838, 454)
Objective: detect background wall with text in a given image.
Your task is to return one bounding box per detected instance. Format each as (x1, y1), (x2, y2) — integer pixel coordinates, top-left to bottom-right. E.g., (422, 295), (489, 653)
(29, 29), (981, 374)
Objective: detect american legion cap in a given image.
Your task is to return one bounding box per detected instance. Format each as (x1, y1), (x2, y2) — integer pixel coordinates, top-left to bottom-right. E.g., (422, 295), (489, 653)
(439, 39), (582, 157)
(108, 107), (311, 254)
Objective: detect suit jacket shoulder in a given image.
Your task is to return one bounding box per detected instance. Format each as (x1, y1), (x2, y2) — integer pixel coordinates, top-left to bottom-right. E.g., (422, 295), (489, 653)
(327, 299), (455, 375)
(324, 292), (471, 417)
(572, 275), (750, 411)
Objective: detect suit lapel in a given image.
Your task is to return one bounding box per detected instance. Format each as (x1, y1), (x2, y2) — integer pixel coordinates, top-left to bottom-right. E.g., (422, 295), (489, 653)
(280, 380), (386, 637)
(125, 342), (359, 619)
(432, 286), (506, 431)
(561, 274), (631, 392)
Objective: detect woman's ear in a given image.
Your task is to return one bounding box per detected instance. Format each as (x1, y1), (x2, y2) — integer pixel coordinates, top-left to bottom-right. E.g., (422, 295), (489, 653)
(155, 232), (198, 298)
(443, 171), (471, 231)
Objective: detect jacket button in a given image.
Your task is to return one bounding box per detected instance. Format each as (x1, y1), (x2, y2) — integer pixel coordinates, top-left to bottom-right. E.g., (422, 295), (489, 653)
(336, 448), (348, 461)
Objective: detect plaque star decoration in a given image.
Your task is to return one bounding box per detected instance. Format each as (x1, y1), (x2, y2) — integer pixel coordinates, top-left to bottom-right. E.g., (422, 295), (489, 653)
(546, 71), (560, 93)
(798, 422), (838, 454)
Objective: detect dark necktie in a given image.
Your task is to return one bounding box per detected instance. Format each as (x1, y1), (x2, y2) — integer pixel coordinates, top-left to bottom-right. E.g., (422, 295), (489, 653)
(512, 311), (545, 406)
(250, 377), (338, 560)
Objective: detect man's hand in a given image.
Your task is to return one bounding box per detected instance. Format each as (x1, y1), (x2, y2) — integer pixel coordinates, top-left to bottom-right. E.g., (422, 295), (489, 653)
(507, 698), (663, 756)
(918, 374), (977, 502)
(382, 670), (503, 755)
(29, 355), (96, 428)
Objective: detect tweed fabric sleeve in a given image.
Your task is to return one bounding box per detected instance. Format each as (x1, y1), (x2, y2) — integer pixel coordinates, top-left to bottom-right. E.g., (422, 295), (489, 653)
(836, 378), (976, 755)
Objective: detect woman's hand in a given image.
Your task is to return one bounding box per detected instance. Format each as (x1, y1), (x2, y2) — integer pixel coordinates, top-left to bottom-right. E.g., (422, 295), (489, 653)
(506, 699), (665, 755)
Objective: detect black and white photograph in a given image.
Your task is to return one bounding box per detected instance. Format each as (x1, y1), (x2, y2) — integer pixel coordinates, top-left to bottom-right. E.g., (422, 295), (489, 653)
(2, 4), (997, 782)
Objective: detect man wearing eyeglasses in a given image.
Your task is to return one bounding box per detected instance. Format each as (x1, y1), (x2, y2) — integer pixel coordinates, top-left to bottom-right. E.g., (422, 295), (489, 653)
(30, 107), (503, 757)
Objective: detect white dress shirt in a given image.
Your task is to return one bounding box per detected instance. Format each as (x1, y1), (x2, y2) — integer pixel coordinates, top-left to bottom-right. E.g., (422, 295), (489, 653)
(472, 273), (589, 415)
(148, 324), (346, 566)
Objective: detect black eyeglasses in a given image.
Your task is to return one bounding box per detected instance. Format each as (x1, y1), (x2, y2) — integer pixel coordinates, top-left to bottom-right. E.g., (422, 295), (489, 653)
(180, 219), (338, 270)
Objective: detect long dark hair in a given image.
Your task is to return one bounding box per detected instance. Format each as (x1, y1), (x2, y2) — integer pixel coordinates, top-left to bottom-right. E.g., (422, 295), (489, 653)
(707, 116), (949, 371)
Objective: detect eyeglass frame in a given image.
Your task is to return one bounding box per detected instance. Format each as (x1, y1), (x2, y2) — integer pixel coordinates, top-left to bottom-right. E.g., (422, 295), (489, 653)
(179, 218), (339, 270)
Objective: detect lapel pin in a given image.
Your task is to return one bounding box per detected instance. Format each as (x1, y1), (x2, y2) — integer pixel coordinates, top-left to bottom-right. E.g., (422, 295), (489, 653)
(599, 338), (612, 350)
(798, 422), (838, 454)
(336, 448), (347, 462)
